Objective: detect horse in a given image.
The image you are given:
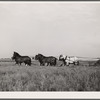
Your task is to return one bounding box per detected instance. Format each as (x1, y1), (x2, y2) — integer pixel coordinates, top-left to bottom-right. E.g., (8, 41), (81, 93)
(65, 56), (79, 66)
(35, 54), (57, 66)
(59, 55), (79, 66)
(12, 52), (31, 66)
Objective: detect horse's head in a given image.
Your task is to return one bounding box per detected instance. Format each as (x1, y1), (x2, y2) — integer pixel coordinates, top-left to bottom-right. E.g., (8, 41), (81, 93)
(35, 54), (44, 60)
(35, 55), (38, 60)
(59, 55), (62, 60)
(65, 56), (68, 60)
(59, 55), (66, 61)
(12, 51), (21, 60)
(11, 52), (16, 60)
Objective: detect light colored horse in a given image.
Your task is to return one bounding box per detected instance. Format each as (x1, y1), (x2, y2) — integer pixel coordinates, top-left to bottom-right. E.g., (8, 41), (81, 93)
(59, 55), (79, 66)
(65, 56), (79, 66)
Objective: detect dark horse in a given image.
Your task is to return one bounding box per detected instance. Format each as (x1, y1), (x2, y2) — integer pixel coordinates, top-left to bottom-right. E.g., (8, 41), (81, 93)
(35, 54), (57, 66)
(12, 52), (31, 66)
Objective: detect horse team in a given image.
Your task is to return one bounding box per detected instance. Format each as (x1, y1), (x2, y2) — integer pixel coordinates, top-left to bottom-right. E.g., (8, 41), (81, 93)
(12, 51), (79, 66)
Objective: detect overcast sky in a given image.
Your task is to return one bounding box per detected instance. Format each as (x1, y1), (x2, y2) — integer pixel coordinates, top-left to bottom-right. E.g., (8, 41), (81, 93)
(0, 2), (100, 58)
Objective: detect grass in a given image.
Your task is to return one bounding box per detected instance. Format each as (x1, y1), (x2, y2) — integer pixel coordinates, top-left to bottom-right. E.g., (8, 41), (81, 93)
(0, 60), (100, 91)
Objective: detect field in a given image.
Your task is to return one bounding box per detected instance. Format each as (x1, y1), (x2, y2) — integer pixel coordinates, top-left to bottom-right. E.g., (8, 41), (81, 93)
(0, 59), (100, 91)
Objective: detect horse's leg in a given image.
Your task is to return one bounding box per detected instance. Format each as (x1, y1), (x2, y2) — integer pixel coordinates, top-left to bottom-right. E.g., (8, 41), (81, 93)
(17, 62), (20, 66)
(50, 62), (53, 66)
(47, 63), (49, 66)
(19, 63), (21, 65)
(29, 61), (32, 66)
(25, 63), (26, 66)
(73, 62), (76, 65)
(28, 62), (31, 66)
(40, 63), (44, 66)
(60, 64), (63, 66)
(59, 61), (63, 66)
(26, 61), (31, 66)
(15, 62), (17, 65)
(54, 60), (57, 66)
(64, 61), (66, 66)
(53, 61), (55, 66)
(51, 63), (53, 66)
(60, 61), (63, 66)
(15, 61), (18, 65)
(42, 63), (45, 66)
(25, 62), (29, 66)
(77, 61), (79, 65)
(66, 61), (69, 66)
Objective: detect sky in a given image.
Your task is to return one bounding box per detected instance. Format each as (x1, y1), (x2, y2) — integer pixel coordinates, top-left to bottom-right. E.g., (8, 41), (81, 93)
(0, 2), (100, 58)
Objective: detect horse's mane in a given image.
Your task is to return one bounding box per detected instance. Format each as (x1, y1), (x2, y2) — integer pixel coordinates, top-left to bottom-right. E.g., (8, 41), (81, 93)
(38, 53), (45, 57)
(14, 52), (21, 57)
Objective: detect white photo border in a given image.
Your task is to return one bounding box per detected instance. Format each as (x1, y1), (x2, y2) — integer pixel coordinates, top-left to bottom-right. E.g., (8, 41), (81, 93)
(0, 1), (100, 99)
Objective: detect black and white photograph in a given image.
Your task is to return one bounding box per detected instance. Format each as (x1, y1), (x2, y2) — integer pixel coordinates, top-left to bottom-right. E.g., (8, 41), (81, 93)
(0, 1), (100, 93)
